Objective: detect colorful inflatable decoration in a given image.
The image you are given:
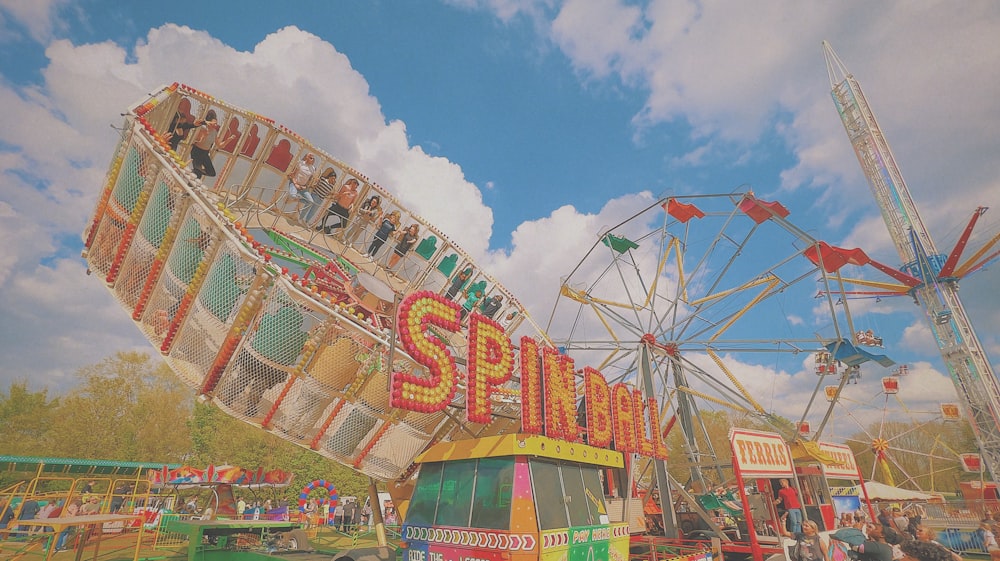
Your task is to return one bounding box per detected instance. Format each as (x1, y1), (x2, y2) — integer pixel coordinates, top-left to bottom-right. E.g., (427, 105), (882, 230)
(298, 479), (339, 524)
(148, 464), (294, 489)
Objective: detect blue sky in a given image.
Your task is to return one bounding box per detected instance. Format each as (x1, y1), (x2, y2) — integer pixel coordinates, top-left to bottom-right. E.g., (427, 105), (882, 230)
(0, 0), (998, 447)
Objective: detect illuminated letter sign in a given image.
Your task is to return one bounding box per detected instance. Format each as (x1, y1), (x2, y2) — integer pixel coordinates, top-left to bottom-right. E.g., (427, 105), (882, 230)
(542, 347), (579, 441)
(584, 368), (613, 447)
(390, 292), (461, 413)
(633, 389), (655, 457)
(393, 292), (669, 458)
(520, 336), (544, 434)
(466, 314), (514, 423)
(648, 397), (669, 460)
(611, 384), (637, 453)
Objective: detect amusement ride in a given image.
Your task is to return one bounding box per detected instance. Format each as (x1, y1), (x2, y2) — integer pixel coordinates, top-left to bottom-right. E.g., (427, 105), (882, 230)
(542, 189), (895, 532)
(81, 83), (535, 487)
(822, 42), (1000, 483)
(824, 362), (969, 492)
(48, 41), (998, 561)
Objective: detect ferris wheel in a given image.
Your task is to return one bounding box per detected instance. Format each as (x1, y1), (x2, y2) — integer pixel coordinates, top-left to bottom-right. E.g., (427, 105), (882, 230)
(821, 365), (969, 491)
(545, 189), (873, 491)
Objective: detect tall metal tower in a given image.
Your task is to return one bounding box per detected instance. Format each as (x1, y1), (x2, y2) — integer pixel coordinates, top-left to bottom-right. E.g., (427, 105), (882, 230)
(823, 41), (1000, 481)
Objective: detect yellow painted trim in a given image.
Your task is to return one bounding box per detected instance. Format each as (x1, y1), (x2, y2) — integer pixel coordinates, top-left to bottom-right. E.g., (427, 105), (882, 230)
(837, 277), (909, 292)
(707, 348), (765, 414)
(708, 276), (780, 341)
(415, 433), (624, 468)
(689, 274), (775, 306)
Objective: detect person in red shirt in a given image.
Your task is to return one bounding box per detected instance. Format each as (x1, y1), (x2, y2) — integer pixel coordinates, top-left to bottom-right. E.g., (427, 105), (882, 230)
(777, 478), (803, 533)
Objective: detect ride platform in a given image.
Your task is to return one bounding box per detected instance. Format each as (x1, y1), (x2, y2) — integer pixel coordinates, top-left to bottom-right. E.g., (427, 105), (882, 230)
(162, 519), (395, 561)
(166, 519), (313, 561)
(2, 514), (145, 561)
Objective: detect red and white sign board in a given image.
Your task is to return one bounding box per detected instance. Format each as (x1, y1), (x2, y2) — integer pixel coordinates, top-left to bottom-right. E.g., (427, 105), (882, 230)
(729, 428), (794, 478)
(817, 441), (860, 480)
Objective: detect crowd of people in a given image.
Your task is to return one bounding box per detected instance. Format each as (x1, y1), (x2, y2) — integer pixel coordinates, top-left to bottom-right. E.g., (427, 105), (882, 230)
(161, 103), (526, 338)
(228, 496), (289, 521)
(781, 501), (966, 561)
(271, 153), (515, 323)
(293, 496), (397, 532)
(278, 153), (415, 265)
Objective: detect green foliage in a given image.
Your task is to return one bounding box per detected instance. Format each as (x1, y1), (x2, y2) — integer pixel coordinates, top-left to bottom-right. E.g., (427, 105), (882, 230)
(657, 408), (798, 491)
(39, 351), (193, 461)
(847, 418), (979, 491)
(0, 381), (59, 455)
(185, 400), (369, 502)
(0, 351), (369, 505)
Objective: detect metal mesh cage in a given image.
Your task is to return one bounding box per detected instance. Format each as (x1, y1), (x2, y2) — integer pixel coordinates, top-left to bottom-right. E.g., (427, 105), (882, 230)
(212, 283), (318, 420)
(262, 329), (369, 441)
(355, 421), (434, 480)
(113, 176), (184, 308)
(318, 402), (382, 460)
(167, 239), (260, 387)
(88, 144), (150, 278)
(136, 204), (219, 385)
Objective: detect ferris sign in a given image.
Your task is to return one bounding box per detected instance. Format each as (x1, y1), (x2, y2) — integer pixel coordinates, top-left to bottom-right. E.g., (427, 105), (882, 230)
(390, 292), (669, 459)
(729, 428), (794, 478)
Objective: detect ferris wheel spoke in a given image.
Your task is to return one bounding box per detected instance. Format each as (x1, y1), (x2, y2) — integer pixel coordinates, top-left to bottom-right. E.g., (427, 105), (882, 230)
(549, 190), (860, 488)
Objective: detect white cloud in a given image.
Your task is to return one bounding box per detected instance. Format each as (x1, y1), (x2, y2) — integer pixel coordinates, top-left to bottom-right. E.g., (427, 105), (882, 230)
(901, 319), (937, 356)
(0, 1), (997, 449)
(826, 360), (961, 440)
(0, 24), (498, 391)
(550, 0), (643, 81)
(0, 0), (71, 43)
(480, 191), (665, 346)
(521, 1), (1000, 287)
(445, 0), (551, 24)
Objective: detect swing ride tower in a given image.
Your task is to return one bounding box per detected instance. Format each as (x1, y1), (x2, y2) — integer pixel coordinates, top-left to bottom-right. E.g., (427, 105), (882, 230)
(823, 41), (1000, 482)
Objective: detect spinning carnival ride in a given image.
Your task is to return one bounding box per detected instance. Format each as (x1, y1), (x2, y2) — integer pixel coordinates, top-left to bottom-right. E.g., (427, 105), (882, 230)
(82, 84), (532, 484)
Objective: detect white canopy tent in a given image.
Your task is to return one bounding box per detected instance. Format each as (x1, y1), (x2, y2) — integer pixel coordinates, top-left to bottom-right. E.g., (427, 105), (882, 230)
(860, 481), (938, 502)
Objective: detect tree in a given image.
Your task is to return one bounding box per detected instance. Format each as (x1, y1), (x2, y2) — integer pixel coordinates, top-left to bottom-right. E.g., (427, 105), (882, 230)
(847, 418), (977, 491)
(0, 381), (59, 455)
(42, 351), (192, 461)
(186, 400), (369, 503)
(0, 349), (370, 504)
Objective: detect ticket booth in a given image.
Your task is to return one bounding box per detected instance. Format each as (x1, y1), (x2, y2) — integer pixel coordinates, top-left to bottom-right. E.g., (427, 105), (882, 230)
(727, 428), (793, 561)
(816, 441), (875, 526)
(789, 465), (835, 530)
